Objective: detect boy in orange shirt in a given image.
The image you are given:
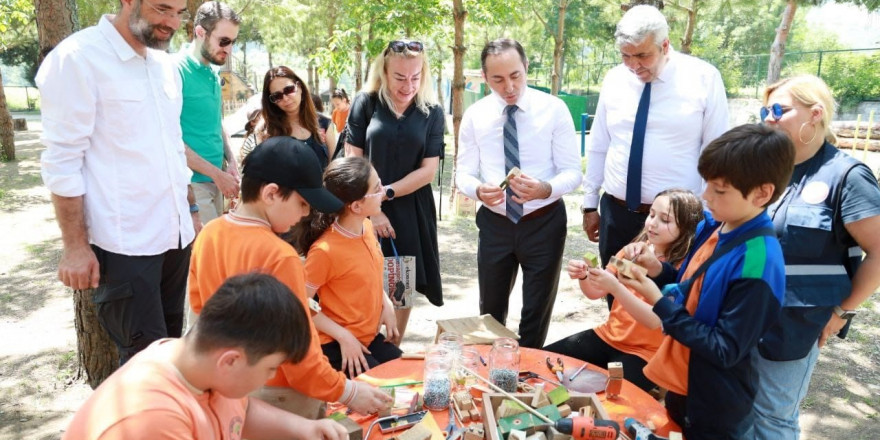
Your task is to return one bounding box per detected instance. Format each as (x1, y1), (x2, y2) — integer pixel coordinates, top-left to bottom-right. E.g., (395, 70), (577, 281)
(620, 124), (795, 439)
(188, 137), (392, 418)
(63, 273), (347, 440)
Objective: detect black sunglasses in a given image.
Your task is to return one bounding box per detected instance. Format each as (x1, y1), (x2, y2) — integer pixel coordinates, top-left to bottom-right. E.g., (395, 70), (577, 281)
(269, 83), (298, 104)
(760, 103), (793, 122)
(386, 40), (424, 53)
(218, 36), (237, 48)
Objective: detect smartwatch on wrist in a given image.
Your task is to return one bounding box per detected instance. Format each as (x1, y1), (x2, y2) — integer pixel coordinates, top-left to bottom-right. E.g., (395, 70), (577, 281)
(833, 305), (857, 321)
(384, 185), (396, 201)
(189, 203), (200, 214)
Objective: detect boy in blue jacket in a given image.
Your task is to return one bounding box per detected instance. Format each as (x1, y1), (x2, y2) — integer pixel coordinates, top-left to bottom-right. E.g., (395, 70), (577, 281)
(619, 124), (795, 439)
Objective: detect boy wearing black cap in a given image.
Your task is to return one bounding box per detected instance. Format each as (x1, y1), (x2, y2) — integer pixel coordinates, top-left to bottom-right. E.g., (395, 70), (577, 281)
(188, 137), (393, 418)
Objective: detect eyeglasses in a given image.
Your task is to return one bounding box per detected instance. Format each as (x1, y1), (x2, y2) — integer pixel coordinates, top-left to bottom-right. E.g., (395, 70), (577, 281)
(268, 83), (298, 104)
(217, 36), (237, 48)
(142, 0), (191, 21)
(760, 103), (793, 122)
(386, 40), (424, 53)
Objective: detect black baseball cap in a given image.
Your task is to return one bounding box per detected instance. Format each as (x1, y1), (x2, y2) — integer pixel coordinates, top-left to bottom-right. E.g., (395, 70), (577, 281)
(243, 136), (343, 213)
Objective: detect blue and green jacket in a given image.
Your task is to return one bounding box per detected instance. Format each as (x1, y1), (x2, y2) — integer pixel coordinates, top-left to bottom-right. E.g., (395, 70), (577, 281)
(653, 210), (785, 439)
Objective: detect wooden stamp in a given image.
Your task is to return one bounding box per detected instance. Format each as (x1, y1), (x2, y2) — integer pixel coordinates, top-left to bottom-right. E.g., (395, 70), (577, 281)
(608, 256), (645, 278)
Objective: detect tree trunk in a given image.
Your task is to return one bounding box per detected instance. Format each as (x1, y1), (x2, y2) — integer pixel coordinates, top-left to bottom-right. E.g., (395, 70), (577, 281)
(74, 289), (119, 388)
(34, 0), (78, 66)
(767, 0), (797, 85)
(449, 0), (467, 202)
(34, 0), (120, 386)
(0, 67), (15, 162)
(185, 0), (203, 42)
(550, 0), (568, 96)
(680, 0), (698, 54)
(354, 33), (364, 91)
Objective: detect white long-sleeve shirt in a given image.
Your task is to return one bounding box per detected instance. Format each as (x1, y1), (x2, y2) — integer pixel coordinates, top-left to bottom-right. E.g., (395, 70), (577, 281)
(38, 16), (194, 255)
(457, 87), (582, 216)
(582, 49), (729, 208)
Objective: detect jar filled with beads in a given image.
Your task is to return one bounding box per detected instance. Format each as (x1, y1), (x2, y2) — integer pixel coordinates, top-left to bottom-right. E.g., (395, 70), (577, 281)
(488, 337), (520, 393)
(422, 344), (452, 410)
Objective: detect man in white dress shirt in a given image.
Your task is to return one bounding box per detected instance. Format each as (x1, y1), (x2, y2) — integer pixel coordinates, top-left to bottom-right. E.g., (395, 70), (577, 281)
(37, 0), (199, 364)
(456, 39), (582, 348)
(582, 5), (729, 308)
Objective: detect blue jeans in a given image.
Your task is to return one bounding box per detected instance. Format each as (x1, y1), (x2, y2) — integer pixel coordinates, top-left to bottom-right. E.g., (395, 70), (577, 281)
(748, 344), (820, 440)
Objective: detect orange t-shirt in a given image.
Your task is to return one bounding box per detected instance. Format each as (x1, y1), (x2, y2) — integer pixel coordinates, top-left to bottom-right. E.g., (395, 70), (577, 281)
(188, 213), (346, 402)
(63, 339), (248, 440)
(593, 249), (665, 362)
(305, 220), (384, 346)
(643, 230), (719, 396)
(332, 108), (349, 133)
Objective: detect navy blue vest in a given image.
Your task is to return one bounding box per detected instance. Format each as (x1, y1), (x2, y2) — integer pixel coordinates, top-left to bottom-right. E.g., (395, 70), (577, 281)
(758, 142), (865, 360)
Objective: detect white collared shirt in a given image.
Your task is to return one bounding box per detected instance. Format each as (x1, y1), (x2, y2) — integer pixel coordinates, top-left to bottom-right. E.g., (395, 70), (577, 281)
(38, 16), (194, 255)
(456, 87), (583, 216)
(582, 49), (729, 208)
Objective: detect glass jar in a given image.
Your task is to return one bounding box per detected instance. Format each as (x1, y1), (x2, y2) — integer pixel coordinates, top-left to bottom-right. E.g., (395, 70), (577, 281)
(488, 337), (520, 393)
(454, 346), (481, 391)
(438, 331), (464, 361)
(422, 345), (452, 411)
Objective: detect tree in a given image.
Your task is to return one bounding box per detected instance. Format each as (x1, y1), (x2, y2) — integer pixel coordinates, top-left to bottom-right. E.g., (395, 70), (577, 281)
(766, 0), (796, 83)
(0, 66), (15, 161)
(34, 0), (78, 65)
(1, 0), (36, 161)
(666, 0), (700, 54)
(532, 0), (580, 95)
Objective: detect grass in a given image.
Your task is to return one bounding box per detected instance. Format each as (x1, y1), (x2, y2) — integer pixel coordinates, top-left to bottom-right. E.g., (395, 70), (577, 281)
(4, 86), (41, 112)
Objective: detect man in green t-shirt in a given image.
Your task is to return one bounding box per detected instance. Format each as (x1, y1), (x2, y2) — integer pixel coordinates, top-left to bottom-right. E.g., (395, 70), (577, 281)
(179, 1), (241, 224)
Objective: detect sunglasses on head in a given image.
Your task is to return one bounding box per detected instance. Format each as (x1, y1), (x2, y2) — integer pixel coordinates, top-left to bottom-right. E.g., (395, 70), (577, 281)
(217, 36), (237, 48)
(269, 83), (298, 104)
(386, 40), (424, 53)
(760, 103), (793, 122)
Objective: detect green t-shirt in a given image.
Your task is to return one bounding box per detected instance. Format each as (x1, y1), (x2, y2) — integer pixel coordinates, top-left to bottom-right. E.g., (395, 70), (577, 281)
(177, 50), (223, 183)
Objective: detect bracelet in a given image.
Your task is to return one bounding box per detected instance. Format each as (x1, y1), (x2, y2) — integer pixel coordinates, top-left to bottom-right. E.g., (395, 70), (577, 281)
(579, 274), (588, 280)
(189, 203), (200, 213)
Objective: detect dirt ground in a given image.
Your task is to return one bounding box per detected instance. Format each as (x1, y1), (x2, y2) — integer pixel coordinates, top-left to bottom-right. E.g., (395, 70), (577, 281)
(1, 120), (878, 439)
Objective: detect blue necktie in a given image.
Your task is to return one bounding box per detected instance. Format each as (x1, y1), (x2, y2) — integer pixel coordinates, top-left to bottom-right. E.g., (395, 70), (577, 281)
(626, 82), (651, 212)
(503, 105), (523, 223)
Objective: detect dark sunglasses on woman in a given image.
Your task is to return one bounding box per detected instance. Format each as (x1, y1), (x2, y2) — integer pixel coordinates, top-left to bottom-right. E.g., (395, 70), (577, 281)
(387, 40), (424, 53)
(760, 103), (793, 122)
(269, 83), (298, 104)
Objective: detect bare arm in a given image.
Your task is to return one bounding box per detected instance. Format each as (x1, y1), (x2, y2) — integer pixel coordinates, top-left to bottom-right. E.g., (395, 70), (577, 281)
(243, 398), (347, 440)
(185, 144), (240, 198)
(820, 215), (880, 346)
(222, 129), (240, 180)
(51, 194), (100, 290)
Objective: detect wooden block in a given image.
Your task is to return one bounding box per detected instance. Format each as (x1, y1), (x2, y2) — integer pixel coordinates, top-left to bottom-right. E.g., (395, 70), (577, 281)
(578, 405), (594, 418)
(498, 413), (542, 436)
(525, 432), (547, 440)
(607, 362), (623, 379)
(534, 404), (562, 422)
(508, 429), (528, 440)
(395, 421), (432, 440)
(336, 417), (363, 440)
(583, 252), (599, 268)
(434, 314), (520, 345)
(463, 423), (485, 440)
(482, 392), (610, 440)
(608, 256), (645, 278)
(495, 399), (527, 418)
(546, 386), (570, 406)
(557, 404), (571, 418)
(605, 362), (623, 399)
(530, 383), (546, 407)
(454, 390), (475, 411)
(452, 395), (471, 424)
(401, 352), (425, 360)
(647, 420), (656, 431)
(469, 408), (481, 422)
(669, 432), (683, 440)
(454, 192), (477, 217)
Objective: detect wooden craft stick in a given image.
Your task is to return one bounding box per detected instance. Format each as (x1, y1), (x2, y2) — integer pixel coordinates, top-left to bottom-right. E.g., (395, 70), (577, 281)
(459, 365), (553, 424)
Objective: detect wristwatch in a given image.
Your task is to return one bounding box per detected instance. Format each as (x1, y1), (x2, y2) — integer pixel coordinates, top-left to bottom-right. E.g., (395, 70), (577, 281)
(581, 206), (597, 214)
(384, 185), (396, 201)
(833, 306), (857, 320)
(189, 203), (200, 213)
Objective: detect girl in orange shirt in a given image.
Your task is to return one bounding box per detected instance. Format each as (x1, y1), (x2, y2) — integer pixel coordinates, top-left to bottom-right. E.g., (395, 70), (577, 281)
(544, 188), (702, 391)
(292, 157), (401, 378)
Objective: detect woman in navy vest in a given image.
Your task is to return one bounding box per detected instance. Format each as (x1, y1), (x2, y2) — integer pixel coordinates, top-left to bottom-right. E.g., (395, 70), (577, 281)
(750, 75), (880, 439)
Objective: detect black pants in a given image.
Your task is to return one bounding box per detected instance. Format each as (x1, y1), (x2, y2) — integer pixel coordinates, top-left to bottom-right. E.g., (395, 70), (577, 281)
(598, 193), (648, 310)
(91, 244), (191, 365)
(476, 201), (567, 349)
(665, 391), (753, 440)
(322, 333), (403, 378)
(543, 329), (656, 392)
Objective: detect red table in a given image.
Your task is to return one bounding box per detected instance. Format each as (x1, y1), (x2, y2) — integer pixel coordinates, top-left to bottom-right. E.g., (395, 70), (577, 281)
(335, 346), (679, 439)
